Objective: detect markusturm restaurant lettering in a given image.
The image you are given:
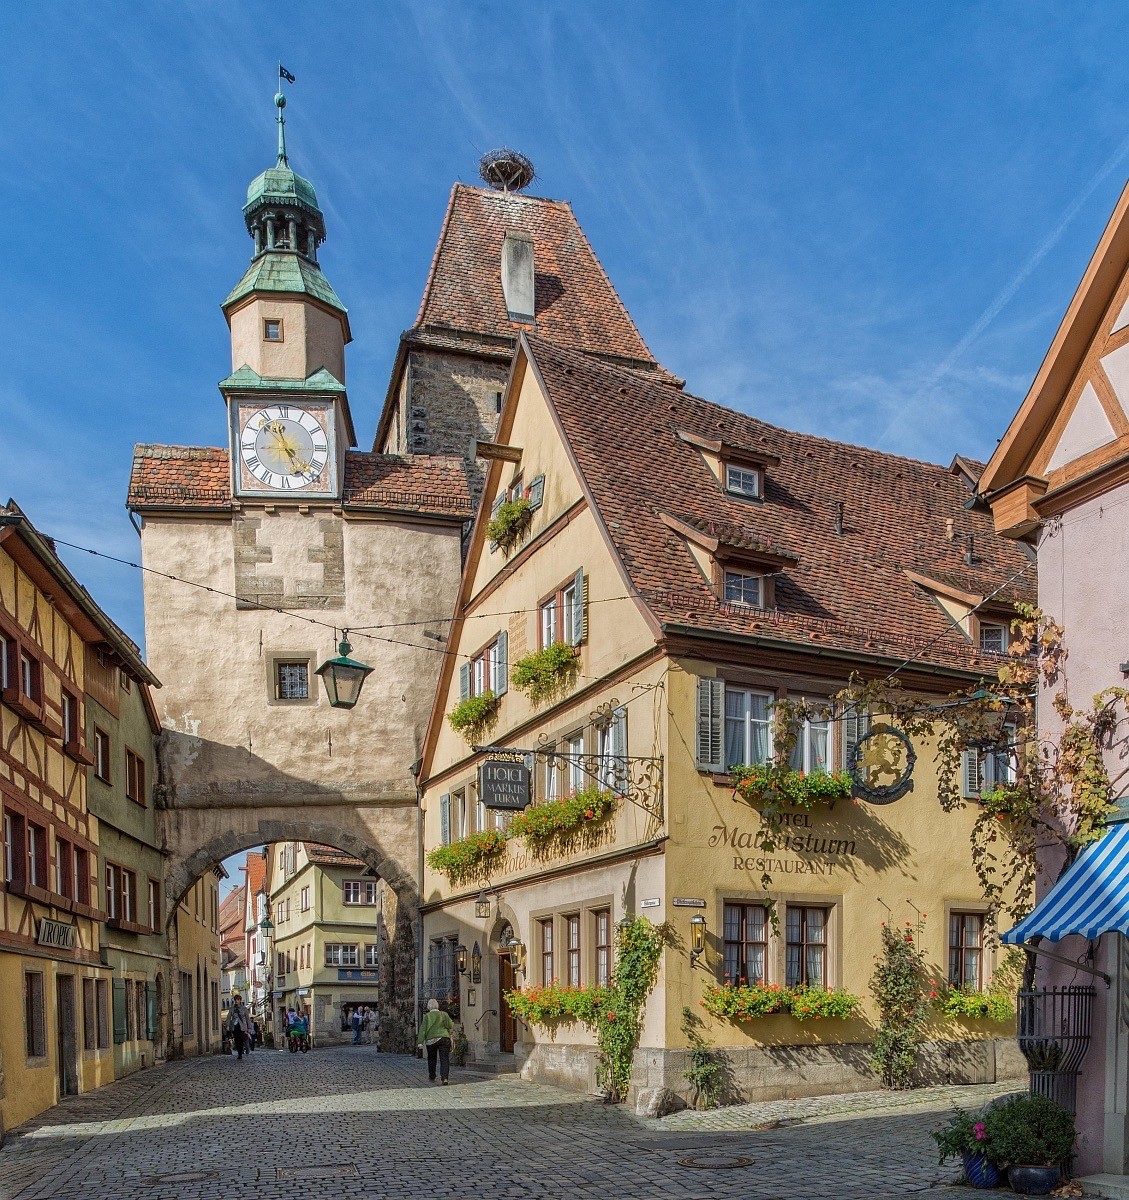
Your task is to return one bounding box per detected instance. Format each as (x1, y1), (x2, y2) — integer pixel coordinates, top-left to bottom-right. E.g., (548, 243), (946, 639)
(709, 817), (860, 877)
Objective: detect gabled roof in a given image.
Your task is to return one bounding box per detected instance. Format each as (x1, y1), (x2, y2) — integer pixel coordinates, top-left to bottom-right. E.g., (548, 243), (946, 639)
(979, 180), (1129, 501)
(523, 335), (1034, 671)
(242, 853), (266, 918)
(219, 886), (246, 938)
(303, 842), (366, 869)
(127, 446), (474, 521)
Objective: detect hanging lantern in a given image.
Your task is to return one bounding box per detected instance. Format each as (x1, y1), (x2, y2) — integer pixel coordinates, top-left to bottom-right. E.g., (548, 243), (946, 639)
(315, 636), (374, 709)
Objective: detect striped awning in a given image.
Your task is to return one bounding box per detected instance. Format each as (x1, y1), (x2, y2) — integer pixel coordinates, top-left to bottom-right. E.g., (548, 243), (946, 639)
(1001, 822), (1129, 944)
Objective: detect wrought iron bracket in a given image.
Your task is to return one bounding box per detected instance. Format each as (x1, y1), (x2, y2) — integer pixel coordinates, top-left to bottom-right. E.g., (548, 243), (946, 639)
(1018, 939), (1111, 987)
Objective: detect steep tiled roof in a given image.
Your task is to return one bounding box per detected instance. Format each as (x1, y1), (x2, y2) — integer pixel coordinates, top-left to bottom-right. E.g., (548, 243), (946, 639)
(412, 184), (661, 369)
(526, 336), (1035, 674)
(219, 886), (246, 939)
(303, 843), (366, 869)
(243, 852), (266, 921)
(128, 446), (473, 520)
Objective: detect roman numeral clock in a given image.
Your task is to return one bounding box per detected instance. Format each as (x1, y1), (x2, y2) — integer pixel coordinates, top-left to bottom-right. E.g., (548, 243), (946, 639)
(230, 401), (340, 499)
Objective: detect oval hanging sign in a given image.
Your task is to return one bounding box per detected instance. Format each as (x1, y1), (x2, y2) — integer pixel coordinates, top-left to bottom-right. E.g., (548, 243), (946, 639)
(848, 724), (916, 805)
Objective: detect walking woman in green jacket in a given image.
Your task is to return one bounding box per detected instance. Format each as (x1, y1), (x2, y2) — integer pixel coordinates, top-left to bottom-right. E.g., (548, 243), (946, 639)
(417, 999), (455, 1084)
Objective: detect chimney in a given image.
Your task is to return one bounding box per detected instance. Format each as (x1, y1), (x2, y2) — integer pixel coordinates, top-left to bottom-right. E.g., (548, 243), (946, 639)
(502, 231), (535, 322)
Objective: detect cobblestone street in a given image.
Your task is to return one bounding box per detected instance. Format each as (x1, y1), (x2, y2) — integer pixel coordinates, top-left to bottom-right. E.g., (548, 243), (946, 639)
(0, 1047), (1020, 1200)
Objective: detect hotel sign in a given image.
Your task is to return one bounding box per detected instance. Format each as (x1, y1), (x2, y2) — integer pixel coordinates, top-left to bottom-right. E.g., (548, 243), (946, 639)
(479, 758), (532, 811)
(36, 918), (77, 950)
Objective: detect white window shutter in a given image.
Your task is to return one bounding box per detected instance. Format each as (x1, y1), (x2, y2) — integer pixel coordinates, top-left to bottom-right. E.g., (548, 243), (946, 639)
(459, 662), (471, 702)
(696, 677), (724, 772)
(961, 750), (982, 799)
(439, 794), (451, 845)
(495, 631), (508, 696)
(528, 474), (545, 511)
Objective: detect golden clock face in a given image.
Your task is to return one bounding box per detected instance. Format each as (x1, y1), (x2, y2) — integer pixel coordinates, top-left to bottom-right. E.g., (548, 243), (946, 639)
(238, 405), (330, 491)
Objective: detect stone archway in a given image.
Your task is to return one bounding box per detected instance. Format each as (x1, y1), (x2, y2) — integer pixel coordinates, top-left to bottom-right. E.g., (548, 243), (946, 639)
(161, 812), (420, 1055)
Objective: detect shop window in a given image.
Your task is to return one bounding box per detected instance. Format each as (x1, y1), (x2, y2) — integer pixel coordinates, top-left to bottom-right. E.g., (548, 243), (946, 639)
(82, 978), (96, 1051)
(564, 913), (581, 985)
(948, 912), (984, 990)
(785, 905), (828, 988)
(723, 902), (768, 984)
(539, 918), (554, 984)
(96, 979), (110, 1048)
(24, 971), (46, 1058)
(94, 728), (111, 782)
(593, 909), (611, 987)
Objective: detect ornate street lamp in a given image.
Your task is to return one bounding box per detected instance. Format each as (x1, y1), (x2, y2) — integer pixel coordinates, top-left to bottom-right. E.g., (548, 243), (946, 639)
(474, 890), (492, 920)
(315, 635), (374, 710)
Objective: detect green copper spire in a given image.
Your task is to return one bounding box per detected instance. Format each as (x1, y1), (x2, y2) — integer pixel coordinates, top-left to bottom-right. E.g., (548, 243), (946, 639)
(275, 91), (288, 166)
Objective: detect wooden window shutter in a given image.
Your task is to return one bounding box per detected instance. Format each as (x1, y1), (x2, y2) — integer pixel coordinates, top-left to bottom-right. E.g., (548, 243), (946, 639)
(439, 794), (451, 846)
(961, 750), (982, 799)
(459, 662), (471, 702)
(841, 704), (871, 769)
(570, 569), (588, 645)
(527, 474), (545, 511)
(696, 677), (724, 773)
(112, 978), (128, 1044)
(495, 631), (508, 696)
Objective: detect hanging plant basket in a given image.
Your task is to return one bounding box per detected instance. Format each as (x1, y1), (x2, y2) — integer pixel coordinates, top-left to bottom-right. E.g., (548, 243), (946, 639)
(487, 498), (533, 556)
(510, 642), (580, 706)
(447, 691), (499, 745)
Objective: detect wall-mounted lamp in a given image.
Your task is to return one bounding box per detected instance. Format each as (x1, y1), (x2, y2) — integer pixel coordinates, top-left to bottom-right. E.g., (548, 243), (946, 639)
(455, 944), (468, 975)
(689, 914), (707, 966)
(617, 913), (634, 936)
(505, 936), (526, 973)
(474, 890), (492, 920)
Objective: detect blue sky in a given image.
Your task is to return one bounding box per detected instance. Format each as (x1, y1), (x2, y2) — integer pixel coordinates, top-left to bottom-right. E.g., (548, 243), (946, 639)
(2, 2), (1128, 647)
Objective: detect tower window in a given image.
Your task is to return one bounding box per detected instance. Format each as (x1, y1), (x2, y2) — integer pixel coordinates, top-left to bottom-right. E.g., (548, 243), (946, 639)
(263, 319), (284, 342)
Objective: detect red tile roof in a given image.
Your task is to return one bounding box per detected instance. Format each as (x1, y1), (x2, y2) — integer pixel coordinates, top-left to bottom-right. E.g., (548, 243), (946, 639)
(412, 184), (665, 371)
(525, 335), (1036, 675)
(128, 446), (473, 520)
(243, 853), (266, 913)
(303, 843), (367, 869)
(219, 886), (246, 942)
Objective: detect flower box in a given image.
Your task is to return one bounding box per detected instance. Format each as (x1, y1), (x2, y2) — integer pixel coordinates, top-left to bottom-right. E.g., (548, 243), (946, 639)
(510, 642), (580, 706)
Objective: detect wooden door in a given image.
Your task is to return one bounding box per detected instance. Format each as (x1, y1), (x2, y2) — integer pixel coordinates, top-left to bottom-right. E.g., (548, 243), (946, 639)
(56, 976), (78, 1096)
(498, 954), (517, 1053)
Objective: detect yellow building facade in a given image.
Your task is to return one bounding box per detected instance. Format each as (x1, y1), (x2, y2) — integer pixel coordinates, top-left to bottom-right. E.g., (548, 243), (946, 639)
(0, 505), (159, 1133)
(417, 336), (1032, 1104)
(173, 867), (223, 1058)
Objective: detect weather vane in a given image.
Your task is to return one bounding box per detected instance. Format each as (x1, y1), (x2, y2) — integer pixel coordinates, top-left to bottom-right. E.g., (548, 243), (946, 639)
(275, 64), (296, 166)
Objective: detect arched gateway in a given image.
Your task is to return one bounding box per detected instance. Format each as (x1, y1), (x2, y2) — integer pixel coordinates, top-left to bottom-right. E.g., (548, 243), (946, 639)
(127, 96), (473, 1048)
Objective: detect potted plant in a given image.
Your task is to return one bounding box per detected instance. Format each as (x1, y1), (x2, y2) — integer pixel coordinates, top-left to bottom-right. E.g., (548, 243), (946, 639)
(487, 497), (533, 555)
(510, 642), (580, 706)
(447, 691), (499, 745)
(981, 1094), (1076, 1195)
(930, 1107), (1001, 1189)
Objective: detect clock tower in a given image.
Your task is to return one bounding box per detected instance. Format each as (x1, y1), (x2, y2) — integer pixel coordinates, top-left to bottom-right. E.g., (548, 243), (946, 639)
(221, 91), (355, 500)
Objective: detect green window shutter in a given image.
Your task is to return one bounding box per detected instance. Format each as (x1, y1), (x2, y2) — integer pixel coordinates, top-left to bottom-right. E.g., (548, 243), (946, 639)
(495, 631), (508, 696)
(439, 794), (451, 846)
(569, 569), (588, 646)
(112, 978), (128, 1045)
(459, 663), (471, 702)
(527, 474), (545, 511)
(961, 750), (982, 799)
(696, 678), (724, 773)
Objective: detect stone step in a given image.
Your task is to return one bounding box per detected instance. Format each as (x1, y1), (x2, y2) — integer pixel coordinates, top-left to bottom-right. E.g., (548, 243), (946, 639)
(1082, 1174), (1129, 1199)
(466, 1057), (520, 1074)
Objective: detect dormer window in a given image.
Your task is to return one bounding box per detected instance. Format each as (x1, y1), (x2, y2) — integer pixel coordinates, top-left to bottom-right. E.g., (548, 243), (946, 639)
(723, 569), (764, 608)
(979, 622), (1008, 654)
(725, 464), (762, 499)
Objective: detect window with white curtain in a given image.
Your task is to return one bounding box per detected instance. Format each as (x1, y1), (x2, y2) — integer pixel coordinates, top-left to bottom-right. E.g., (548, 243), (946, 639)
(724, 688), (773, 769)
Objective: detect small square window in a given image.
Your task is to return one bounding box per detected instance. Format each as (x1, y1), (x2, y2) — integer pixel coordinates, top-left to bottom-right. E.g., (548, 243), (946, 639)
(263, 318), (283, 342)
(723, 570), (763, 608)
(275, 661), (310, 701)
(725, 464), (761, 498)
(979, 623), (1007, 654)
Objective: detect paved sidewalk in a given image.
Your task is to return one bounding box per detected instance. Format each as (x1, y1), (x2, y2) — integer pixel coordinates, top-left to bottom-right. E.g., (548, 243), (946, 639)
(0, 1048), (1020, 1200)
